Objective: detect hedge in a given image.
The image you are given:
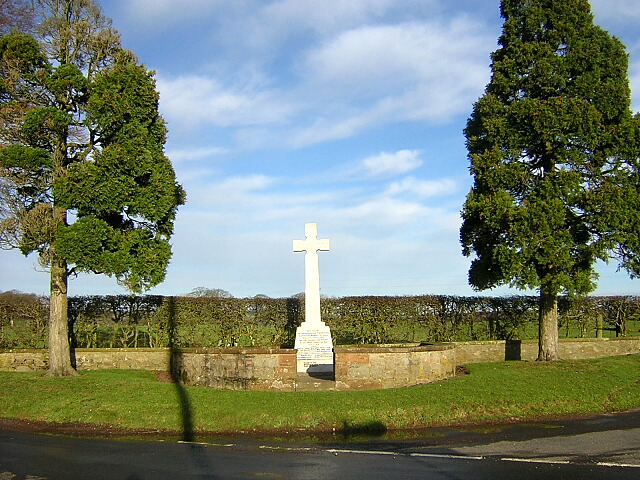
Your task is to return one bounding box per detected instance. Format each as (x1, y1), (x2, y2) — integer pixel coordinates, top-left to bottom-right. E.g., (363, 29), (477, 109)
(0, 294), (638, 349)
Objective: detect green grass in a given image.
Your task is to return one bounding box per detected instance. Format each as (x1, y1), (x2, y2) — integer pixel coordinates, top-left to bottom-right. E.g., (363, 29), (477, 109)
(1, 355), (639, 437)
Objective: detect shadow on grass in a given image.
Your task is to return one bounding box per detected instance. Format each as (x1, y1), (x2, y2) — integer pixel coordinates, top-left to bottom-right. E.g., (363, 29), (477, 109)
(166, 296), (195, 442)
(341, 420), (387, 438)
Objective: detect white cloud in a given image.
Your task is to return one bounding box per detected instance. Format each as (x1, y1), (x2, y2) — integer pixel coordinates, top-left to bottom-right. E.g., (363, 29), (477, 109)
(181, 172), (346, 230)
(242, 0), (440, 58)
(174, 167), (217, 185)
(362, 150), (422, 176)
(303, 18), (491, 101)
(287, 114), (378, 148)
(122, 0), (224, 26)
(149, 10), (494, 149)
(156, 75), (296, 129)
(191, 174), (273, 203)
(166, 146), (228, 163)
(339, 196), (426, 227)
(590, 0), (640, 22)
(254, 0), (392, 44)
(286, 18), (493, 146)
(385, 177), (458, 198)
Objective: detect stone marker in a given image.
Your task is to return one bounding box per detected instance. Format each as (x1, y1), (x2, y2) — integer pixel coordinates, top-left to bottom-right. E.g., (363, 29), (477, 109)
(293, 223), (334, 376)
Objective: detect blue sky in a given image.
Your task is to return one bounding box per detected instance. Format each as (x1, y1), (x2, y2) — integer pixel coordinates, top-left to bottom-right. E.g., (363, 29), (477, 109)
(2, 0), (639, 298)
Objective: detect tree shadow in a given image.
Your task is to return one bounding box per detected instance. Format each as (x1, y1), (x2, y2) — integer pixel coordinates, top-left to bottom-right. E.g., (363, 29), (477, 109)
(166, 296), (195, 442)
(282, 297), (301, 348)
(505, 340), (522, 361)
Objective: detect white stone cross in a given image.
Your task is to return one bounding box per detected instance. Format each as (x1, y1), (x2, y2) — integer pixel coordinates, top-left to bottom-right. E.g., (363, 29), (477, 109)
(293, 223), (329, 323)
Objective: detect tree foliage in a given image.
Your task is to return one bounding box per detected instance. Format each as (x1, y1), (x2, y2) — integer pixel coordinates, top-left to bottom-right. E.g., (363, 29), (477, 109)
(0, 0), (185, 374)
(0, 0), (36, 35)
(1, 0), (184, 291)
(460, 0), (639, 360)
(186, 287), (235, 299)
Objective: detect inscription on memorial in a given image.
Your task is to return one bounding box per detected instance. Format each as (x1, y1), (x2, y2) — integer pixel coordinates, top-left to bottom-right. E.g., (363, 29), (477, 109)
(295, 327), (334, 371)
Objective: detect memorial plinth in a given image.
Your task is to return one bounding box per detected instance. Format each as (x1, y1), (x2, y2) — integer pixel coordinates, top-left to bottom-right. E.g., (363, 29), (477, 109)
(293, 223), (334, 376)
(294, 322), (334, 375)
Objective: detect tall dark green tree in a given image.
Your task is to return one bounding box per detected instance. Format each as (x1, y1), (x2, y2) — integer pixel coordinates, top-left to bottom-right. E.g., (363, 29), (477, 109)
(460, 0), (639, 360)
(0, 0), (185, 375)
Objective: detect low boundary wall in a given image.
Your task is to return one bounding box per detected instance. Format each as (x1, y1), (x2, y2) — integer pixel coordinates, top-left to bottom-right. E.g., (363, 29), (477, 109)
(455, 337), (640, 364)
(334, 344), (455, 390)
(0, 348), (172, 372)
(0, 347), (298, 391)
(171, 348), (297, 391)
(1, 337), (638, 390)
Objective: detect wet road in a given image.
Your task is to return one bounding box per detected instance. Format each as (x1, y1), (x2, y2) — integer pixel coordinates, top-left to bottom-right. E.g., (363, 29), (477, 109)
(1, 410), (639, 479)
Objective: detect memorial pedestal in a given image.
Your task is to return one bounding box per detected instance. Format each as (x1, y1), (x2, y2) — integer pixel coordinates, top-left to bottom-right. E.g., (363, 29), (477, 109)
(294, 321), (334, 376)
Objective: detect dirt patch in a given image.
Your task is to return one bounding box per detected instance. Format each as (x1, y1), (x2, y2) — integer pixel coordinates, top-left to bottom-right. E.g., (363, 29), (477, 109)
(0, 417), (176, 439)
(154, 370), (175, 383)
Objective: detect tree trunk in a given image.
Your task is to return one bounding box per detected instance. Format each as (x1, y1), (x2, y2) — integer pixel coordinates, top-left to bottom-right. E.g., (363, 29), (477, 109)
(47, 221), (76, 376)
(46, 129), (76, 376)
(596, 313), (603, 338)
(537, 290), (560, 361)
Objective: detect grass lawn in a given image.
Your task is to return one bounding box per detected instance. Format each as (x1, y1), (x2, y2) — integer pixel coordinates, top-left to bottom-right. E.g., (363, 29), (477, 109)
(0, 355), (639, 437)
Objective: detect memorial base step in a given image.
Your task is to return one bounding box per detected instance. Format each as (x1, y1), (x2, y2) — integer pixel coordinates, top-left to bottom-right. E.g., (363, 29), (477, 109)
(296, 373), (336, 391)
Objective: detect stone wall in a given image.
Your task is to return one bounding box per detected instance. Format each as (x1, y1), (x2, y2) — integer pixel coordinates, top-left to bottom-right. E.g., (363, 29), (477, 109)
(0, 348), (172, 372)
(76, 348), (171, 370)
(0, 349), (48, 372)
(1, 337), (638, 391)
(334, 344), (456, 390)
(455, 337), (640, 364)
(0, 347), (297, 391)
(171, 348), (297, 391)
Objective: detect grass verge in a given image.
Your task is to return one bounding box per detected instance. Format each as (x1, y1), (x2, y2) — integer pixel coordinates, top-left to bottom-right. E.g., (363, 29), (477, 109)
(1, 355), (639, 436)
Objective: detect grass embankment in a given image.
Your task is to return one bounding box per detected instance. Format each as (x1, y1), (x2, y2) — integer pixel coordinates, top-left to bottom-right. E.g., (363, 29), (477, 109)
(1, 355), (639, 436)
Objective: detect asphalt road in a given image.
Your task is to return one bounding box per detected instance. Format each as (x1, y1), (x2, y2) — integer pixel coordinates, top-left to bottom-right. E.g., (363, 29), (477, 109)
(1, 410), (639, 479)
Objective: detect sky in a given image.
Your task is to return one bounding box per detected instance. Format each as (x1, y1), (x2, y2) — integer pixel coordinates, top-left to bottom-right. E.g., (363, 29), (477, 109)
(2, 0), (640, 299)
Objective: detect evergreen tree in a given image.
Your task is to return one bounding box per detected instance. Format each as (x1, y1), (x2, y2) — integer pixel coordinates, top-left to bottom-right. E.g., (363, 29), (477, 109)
(460, 0), (639, 360)
(0, 0), (185, 375)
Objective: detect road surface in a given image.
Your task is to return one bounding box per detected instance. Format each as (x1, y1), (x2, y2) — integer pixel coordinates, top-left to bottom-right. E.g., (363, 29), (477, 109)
(1, 410), (639, 479)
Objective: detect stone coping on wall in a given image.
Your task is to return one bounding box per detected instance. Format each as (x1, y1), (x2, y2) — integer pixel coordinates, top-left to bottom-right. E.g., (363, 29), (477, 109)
(169, 347), (294, 354)
(333, 343), (454, 353)
(456, 337), (640, 345)
(0, 347), (294, 353)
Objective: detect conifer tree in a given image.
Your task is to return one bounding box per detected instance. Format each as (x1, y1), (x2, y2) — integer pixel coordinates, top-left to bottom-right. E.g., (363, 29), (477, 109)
(0, 0), (185, 375)
(461, 0), (639, 360)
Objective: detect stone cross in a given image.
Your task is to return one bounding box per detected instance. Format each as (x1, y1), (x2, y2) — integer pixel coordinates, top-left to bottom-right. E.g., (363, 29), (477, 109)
(293, 223), (329, 323)
(293, 222), (333, 376)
